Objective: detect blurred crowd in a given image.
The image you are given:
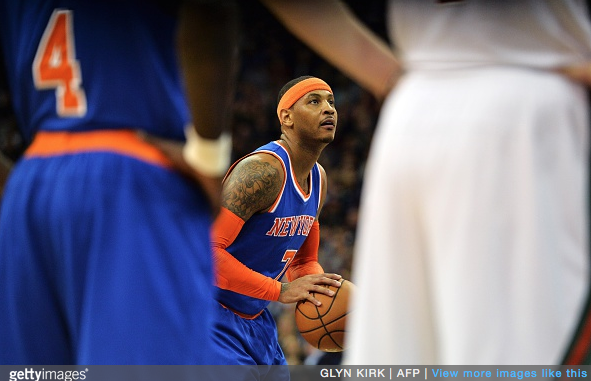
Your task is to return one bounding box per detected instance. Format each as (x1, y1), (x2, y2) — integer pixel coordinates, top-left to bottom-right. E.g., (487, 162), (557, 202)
(0, 0), (389, 365)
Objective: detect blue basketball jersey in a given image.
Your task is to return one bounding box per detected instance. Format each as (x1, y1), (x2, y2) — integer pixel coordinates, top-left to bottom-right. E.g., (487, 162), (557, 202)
(0, 0), (219, 365)
(216, 141), (322, 316)
(0, 0), (187, 143)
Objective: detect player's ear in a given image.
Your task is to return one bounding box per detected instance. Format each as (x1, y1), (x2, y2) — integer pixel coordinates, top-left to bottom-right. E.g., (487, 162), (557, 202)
(279, 109), (293, 128)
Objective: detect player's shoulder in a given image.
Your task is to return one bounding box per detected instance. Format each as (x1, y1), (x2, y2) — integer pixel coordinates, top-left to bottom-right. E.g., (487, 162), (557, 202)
(223, 151), (286, 218)
(315, 162), (327, 185)
(242, 151), (284, 175)
(316, 162), (326, 177)
(226, 151), (285, 189)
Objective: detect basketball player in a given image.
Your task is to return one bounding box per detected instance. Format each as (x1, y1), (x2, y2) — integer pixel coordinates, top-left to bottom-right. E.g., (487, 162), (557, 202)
(209, 76), (342, 370)
(0, 0), (238, 364)
(263, 0), (591, 365)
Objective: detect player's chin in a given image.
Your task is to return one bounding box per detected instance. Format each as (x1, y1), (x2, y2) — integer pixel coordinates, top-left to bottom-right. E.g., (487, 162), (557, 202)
(319, 131), (336, 144)
(323, 135), (335, 143)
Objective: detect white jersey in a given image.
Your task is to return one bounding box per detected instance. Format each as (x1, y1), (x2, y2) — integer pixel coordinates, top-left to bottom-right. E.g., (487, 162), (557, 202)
(389, 0), (591, 70)
(345, 0), (591, 365)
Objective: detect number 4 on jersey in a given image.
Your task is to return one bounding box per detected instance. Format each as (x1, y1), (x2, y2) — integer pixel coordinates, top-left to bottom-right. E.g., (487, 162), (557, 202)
(33, 9), (87, 117)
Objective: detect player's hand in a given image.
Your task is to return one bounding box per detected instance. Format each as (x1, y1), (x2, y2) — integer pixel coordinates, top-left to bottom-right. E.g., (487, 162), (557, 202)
(138, 131), (223, 216)
(278, 273), (343, 306)
(557, 62), (591, 86)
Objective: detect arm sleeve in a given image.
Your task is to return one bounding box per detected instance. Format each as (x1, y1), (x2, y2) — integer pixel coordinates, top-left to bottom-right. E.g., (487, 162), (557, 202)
(285, 220), (324, 282)
(211, 207), (282, 301)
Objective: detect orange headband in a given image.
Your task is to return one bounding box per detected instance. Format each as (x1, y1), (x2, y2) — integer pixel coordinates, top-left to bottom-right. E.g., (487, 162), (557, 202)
(276, 77), (333, 122)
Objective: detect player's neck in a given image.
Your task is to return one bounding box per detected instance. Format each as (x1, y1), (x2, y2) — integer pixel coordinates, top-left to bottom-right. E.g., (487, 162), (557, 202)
(277, 136), (321, 178)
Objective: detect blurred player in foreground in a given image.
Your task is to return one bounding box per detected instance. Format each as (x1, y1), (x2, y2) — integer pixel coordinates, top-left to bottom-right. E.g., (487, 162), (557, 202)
(0, 0), (238, 364)
(263, 0), (591, 364)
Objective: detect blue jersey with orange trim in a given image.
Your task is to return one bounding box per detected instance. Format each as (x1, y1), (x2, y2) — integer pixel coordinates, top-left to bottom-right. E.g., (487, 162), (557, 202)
(0, 0), (221, 364)
(216, 141), (322, 317)
(0, 0), (187, 143)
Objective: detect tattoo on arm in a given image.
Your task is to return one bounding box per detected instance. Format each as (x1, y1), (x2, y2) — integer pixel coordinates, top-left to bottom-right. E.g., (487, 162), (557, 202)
(222, 158), (282, 220)
(280, 282), (289, 295)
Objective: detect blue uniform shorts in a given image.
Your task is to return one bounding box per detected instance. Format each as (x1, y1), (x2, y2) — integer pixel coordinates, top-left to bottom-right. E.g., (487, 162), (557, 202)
(0, 150), (216, 364)
(211, 304), (289, 380)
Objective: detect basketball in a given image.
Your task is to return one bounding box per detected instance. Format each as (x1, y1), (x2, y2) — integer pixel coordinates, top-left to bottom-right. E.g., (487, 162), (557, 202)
(294, 278), (354, 352)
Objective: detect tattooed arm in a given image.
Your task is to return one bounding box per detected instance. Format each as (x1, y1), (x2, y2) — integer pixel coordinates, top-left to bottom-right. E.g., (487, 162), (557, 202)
(211, 152), (341, 305)
(221, 153), (284, 221)
(209, 153), (286, 301)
